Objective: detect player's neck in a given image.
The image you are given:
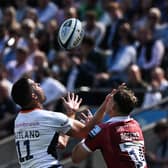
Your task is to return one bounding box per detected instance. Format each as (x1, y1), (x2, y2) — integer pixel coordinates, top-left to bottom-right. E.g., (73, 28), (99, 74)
(22, 103), (43, 111)
(109, 110), (126, 118)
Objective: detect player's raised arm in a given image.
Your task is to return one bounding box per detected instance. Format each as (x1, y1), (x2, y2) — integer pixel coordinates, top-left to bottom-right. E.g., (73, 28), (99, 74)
(62, 91), (114, 138)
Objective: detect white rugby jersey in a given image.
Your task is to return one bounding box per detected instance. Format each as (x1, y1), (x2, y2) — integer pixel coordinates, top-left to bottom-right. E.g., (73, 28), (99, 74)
(14, 108), (72, 168)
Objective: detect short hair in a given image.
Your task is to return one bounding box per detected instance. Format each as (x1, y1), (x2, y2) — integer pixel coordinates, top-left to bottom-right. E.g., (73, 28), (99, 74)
(154, 120), (168, 134)
(11, 77), (32, 107)
(16, 46), (29, 54)
(85, 10), (97, 20)
(107, 2), (121, 11)
(36, 67), (51, 77)
(113, 87), (137, 115)
(82, 36), (95, 47)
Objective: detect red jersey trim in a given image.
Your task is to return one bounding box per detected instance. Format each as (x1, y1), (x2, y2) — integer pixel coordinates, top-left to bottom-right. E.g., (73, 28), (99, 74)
(20, 108), (41, 113)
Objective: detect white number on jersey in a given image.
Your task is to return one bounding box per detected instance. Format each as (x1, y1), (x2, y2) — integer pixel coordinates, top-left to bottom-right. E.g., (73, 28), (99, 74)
(119, 142), (146, 168)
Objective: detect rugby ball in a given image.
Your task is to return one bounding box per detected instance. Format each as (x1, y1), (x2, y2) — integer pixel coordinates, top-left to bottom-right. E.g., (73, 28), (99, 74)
(58, 18), (84, 50)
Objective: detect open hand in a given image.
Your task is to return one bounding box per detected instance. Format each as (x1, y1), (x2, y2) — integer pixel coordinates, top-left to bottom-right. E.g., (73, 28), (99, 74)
(62, 92), (82, 116)
(78, 109), (93, 124)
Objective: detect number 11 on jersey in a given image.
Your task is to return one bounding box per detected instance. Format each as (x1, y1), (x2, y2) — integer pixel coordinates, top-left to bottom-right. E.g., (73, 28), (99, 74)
(16, 140), (33, 162)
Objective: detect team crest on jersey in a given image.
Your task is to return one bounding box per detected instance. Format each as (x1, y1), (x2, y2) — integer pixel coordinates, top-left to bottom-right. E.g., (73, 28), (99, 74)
(88, 125), (101, 139)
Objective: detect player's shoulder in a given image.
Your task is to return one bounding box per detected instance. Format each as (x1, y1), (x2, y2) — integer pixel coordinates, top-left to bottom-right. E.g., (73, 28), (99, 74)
(31, 109), (68, 122)
(41, 109), (67, 119)
(88, 124), (103, 139)
(47, 111), (71, 128)
(16, 109), (69, 126)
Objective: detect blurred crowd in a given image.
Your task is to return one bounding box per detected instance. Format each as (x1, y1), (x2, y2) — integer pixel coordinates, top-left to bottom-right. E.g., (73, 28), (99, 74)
(146, 120), (168, 168)
(0, 0), (168, 140)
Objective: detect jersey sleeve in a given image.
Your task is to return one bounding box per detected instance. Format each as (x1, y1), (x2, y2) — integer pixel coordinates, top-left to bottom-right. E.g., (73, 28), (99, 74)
(82, 125), (103, 152)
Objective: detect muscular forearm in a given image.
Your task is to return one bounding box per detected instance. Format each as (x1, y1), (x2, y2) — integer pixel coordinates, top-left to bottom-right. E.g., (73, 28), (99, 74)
(72, 142), (90, 163)
(71, 99), (107, 138)
(65, 92), (110, 138)
(81, 100), (107, 135)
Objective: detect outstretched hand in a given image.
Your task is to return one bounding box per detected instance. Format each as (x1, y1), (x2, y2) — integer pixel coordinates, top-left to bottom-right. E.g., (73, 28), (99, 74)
(62, 92), (82, 116)
(77, 109), (93, 124)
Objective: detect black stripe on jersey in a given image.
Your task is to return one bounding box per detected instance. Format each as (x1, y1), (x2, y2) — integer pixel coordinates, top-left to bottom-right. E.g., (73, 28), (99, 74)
(47, 132), (59, 159)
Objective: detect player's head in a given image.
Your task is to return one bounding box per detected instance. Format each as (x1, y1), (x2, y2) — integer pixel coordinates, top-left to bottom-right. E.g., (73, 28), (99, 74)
(11, 77), (46, 108)
(108, 86), (137, 116)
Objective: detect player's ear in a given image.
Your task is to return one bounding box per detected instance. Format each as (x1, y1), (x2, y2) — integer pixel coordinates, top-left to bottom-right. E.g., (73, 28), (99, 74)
(112, 102), (118, 112)
(32, 93), (38, 101)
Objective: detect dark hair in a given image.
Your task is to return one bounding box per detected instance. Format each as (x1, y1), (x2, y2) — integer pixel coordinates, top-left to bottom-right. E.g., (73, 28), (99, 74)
(113, 87), (137, 115)
(85, 10), (97, 20)
(154, 120), (168, 134)
(107, 2), (121, 11)
(11, 77), (32, 107)
(82, 36), (95, 47)
(39, 67), (51, 77)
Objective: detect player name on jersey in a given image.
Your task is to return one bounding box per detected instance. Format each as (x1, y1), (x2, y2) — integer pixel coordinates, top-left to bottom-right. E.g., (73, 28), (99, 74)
(120, 132), (140, 141)
(15, 130), (40, 140)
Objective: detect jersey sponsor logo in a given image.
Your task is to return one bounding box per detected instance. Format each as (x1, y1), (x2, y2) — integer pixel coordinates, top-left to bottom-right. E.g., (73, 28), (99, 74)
(15, 130), (40, 140)
(120, 132), (140, 141)
(15, 122), (39, 128)
(116, 122), (138, 133)
(88, 125), (101, 138)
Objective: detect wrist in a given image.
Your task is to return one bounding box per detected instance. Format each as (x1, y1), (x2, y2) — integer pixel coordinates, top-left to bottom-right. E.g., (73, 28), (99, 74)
(66, 110), (76, 118)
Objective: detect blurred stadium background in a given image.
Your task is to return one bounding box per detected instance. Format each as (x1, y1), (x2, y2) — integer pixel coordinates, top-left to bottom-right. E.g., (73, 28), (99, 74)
(0, 0), (168, 167)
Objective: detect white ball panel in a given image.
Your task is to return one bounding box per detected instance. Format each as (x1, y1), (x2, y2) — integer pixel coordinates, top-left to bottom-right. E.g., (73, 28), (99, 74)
(58, 18), (84, 50)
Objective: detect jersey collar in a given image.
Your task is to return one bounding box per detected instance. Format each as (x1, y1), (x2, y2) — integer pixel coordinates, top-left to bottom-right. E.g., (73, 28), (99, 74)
(106, 116), (131, 123)
(20, 108), (41, 113)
